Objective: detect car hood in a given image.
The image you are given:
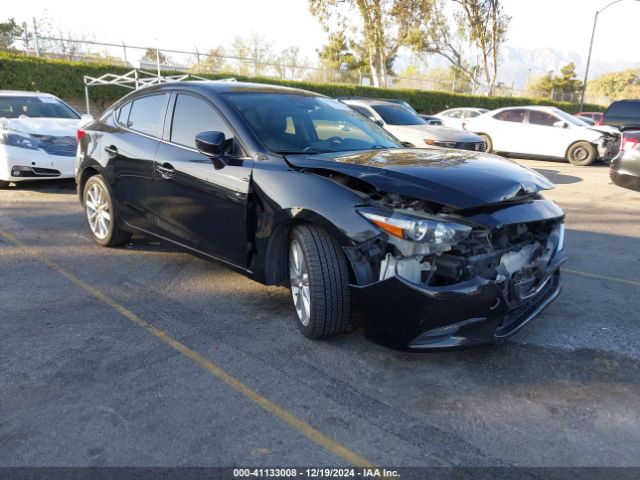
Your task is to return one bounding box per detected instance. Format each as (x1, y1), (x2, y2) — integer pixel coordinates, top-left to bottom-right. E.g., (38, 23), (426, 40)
(387, 124), (482, 142)
(0, 117), (82, 137)
(286, 148), (554, 210)
(587, 125), (619, 136)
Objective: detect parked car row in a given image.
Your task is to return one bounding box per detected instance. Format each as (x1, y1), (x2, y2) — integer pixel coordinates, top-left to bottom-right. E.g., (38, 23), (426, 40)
(3, 81), (639, 349)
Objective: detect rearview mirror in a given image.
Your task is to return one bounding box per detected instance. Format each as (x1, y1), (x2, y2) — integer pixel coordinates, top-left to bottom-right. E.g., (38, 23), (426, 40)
(195, 131), (228, 168)
(553, 120), (568, 129)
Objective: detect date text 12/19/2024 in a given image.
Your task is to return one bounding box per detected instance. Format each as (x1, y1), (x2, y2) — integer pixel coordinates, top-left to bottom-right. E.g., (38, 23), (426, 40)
(233, 468), (400, 478)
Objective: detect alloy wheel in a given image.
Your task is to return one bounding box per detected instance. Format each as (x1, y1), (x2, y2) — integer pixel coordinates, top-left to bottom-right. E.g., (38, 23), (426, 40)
(85, 183), (111, 240)
(289, 239), (311, 326)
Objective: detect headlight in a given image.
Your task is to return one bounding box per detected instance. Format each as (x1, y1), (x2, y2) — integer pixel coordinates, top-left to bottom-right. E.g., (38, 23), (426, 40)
(0, 130), (39, 150)
(360, 210), (472, 246)
(425, 139), (457, 148)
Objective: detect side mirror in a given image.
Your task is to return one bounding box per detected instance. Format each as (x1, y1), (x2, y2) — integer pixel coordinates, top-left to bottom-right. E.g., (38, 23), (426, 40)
(195, 131), (228, 168)
(553, 120), (568, 129)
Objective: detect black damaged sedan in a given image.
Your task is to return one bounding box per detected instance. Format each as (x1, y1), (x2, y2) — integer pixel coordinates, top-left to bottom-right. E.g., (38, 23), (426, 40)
(76, 82), (566, 350)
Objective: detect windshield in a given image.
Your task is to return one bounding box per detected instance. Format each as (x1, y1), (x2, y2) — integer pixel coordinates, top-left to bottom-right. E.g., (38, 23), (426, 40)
(372, 104), (426, 126)
(553, 109), (588, 127)
(222, 93), (401, 154)
(0, 96), (80, 119)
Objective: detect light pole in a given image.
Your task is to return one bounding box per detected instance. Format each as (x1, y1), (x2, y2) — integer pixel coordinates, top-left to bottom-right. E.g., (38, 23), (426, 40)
(580, 0), (640, 111)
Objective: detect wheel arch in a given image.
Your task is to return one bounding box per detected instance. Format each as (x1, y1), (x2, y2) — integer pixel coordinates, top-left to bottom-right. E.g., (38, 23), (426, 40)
(260, 209), (354, 286)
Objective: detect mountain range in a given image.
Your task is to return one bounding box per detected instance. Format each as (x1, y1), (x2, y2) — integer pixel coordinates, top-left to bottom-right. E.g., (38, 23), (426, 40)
(395, 46), (639, 89)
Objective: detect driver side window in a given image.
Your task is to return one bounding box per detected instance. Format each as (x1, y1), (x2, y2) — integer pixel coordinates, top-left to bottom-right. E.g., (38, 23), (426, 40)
(170, 94), (233, 150)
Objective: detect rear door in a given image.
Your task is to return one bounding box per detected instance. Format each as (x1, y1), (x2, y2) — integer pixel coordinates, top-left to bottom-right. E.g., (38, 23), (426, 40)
(152, 92), (253, 267)
(523, 110), (571, 157)
(490, 109), (528, 153)
(103, 93), (169, 231)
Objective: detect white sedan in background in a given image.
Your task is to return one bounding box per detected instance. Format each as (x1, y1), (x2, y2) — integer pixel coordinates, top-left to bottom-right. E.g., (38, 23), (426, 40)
(342, 98), (487, 152)
(465, 106), (620, 166)
(436, 107), (489, 129)
(0, 91), (87, 188)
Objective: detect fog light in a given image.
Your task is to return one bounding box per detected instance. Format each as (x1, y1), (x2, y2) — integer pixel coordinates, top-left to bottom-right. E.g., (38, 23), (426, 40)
(11, 166), (31, 177)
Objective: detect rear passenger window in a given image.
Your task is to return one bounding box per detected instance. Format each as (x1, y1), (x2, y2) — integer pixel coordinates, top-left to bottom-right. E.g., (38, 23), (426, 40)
(170, 94), (232, 149)
(128, 94), (167, 137)
(494, 109), (526, 123)
(528, 111), (557, 126)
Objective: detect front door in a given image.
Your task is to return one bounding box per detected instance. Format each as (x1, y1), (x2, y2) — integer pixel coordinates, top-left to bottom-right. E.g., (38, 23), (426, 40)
(152, 92), (253, 268)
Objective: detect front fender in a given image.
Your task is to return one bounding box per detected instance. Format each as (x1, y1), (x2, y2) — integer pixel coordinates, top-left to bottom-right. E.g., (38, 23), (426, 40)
(249, 166), (380, 284)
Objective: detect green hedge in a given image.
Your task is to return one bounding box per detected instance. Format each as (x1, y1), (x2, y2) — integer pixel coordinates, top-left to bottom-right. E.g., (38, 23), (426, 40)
(0, 52), (603, 113)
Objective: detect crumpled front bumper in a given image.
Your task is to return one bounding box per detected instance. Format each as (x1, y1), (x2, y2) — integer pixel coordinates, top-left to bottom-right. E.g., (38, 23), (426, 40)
(351, 255), (565, 351)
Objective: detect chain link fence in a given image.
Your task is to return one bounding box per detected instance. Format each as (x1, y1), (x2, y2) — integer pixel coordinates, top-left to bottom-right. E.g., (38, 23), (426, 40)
(6, 30), (607, 105)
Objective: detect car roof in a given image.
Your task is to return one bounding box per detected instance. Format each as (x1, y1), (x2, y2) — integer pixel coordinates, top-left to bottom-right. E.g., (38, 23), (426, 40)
(136, 81), (323, 97)
(0, 90), (60, 98)
(496, 105), (563, 112)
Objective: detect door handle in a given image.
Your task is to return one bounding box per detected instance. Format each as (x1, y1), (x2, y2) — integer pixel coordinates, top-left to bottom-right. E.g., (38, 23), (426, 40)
(156, 163), (175, 180)
(104, 145), (118, 157)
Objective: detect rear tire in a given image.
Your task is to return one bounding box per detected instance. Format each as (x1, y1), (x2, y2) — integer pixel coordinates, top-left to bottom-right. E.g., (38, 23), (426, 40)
(288, 224), (352, 339)
(567, 141), (596, 166)
(479, 134), (493, 153)
(0, 180), (9, 189)
(83, 175), (131, 247)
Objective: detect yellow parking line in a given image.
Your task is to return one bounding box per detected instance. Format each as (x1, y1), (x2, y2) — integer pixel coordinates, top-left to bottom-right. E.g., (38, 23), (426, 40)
(564, 268), (640, 287)
(0, 228), (373, 468)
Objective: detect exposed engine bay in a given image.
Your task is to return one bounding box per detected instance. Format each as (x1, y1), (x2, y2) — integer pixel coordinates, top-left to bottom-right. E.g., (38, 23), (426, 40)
(368, 193), (565, 309)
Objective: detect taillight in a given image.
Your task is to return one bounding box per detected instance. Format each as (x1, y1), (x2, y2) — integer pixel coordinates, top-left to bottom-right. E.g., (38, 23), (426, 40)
(621, 136), (640, 152)
(595, 119), (602, 126)
(76, 129), (86, 142)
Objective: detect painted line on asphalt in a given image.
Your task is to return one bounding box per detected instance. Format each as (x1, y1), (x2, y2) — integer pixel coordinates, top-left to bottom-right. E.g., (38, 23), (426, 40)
(564, 268), (640, 287)
(0, 228), (373, 467)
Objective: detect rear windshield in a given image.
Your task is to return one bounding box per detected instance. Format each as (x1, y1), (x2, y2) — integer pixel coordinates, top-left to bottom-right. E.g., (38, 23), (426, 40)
(0, 96), (80, 119)
(372, 105), (425, 126)
(606, 101), (640, 117)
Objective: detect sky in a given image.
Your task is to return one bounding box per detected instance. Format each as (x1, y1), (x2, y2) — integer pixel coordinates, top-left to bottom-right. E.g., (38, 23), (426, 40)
(4, 0), (640, 74)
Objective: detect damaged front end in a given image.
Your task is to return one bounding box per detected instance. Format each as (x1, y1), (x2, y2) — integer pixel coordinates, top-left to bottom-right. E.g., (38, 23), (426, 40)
(347, 194), (566, 350)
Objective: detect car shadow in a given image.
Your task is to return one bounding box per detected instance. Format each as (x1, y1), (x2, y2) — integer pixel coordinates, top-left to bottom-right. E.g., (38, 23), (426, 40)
(10, 178), (76, 194)
(532, 168), (583, 185)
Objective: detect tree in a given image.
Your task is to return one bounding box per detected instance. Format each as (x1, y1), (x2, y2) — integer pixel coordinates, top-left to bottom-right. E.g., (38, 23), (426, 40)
(526, 71), (554, 98)
(410, 0), (511, 95)
(317, 31), (362, 72)
(308, 0), (433, 87)
(275, 46), (311, 79)
(230, 34), (275, 77)
(191, 46), (228, 74)
(0, 18), (24, 51)
(588, 69), (640, 103)
(553, 62), (582, 95)
(526, 63), (582, 100)
(142, 48), (169, 65)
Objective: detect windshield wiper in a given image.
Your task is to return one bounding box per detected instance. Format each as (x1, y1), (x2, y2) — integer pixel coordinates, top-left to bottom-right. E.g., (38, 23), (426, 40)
(276, 148), (335, 155)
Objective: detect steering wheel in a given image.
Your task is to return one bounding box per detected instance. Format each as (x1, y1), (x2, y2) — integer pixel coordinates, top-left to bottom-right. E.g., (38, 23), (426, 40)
(326, 136), (344, 145)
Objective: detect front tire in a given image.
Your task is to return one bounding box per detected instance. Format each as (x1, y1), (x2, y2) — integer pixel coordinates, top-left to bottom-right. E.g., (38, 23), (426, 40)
(479, 134), (493, 153)
(0, 180), (10, 189)
(83, 175), (131, 247)
(288, 224), (351, 339)
(567, 141), (596, 166)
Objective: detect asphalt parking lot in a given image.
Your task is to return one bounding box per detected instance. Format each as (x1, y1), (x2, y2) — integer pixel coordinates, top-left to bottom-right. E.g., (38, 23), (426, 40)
(1, 158), (640, 469)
